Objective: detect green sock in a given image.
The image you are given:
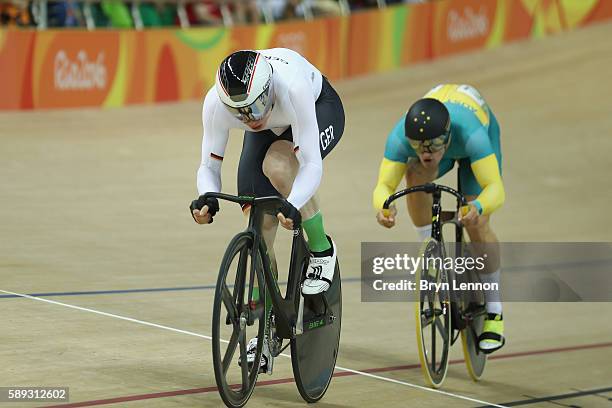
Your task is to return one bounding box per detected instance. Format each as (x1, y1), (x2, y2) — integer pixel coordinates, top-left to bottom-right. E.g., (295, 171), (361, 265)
(252, 286), (260, 303)
(302, 212), (331, 252)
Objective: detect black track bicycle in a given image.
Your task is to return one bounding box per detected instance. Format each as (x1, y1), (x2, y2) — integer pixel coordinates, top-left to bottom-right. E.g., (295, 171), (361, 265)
(202, 192), (342, 407)
(383, 182), (487, 388)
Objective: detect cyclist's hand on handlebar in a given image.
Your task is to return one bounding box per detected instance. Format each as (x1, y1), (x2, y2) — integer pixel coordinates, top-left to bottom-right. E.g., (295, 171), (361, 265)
(376, 205), (397, 228)
(192, 205), (213, 224)
(190, 196), (219, 225)
(459, 203), (479, 227)
(277, 212), (295, 230)
(277, 200), (301, 230)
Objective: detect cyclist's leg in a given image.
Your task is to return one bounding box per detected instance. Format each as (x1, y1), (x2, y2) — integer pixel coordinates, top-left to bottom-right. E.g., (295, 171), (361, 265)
(460, 203), (504, 352)
(262, 77), (345, 294)
(260, 214), (279, 277)
(458, 118), (505, 351)
(238, 132), (325, 295)
(262, 140), (325, 244)
(262, 77), (344, 251)
(237, 130), (281, 359)
(460, 206), (500, 274)
(459, 109), (503, 275)
(238, 128), (283, 266)
(405, 157), (454, 241)
(237, 208), (279, 308)
(302, 76), (344, 254)
(238, 134), (329, 299)
(236, 130), (285, 370)
(459, 110), (503, 275)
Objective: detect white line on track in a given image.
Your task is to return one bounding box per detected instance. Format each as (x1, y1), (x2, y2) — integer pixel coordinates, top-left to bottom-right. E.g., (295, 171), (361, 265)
(328, 365), (508, 407)
(2, 289), (507, 407)
(0, 289), (216, 341)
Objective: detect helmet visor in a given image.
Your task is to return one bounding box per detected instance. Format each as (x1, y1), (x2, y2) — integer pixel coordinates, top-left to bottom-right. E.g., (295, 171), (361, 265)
(223, 82), (274, 123)
(407, 132), (450, 154)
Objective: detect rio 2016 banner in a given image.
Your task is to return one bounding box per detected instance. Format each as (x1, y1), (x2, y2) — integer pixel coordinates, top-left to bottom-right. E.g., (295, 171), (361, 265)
(0, 0), (610, 110)
(429, 0), (612, 57)
(0, 19), (346, 109)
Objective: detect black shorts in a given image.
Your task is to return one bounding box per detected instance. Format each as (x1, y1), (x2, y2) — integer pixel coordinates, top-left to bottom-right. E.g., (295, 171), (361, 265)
(237, 77), (345, 199)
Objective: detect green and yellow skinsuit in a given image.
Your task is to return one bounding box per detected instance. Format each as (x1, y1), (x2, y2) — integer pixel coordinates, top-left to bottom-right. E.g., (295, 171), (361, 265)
(373, 84), (505, 215)
(373, 84), (506, 352)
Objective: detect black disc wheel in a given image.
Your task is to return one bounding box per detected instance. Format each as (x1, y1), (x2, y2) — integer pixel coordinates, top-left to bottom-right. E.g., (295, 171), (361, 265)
(291, 261), (342, 402)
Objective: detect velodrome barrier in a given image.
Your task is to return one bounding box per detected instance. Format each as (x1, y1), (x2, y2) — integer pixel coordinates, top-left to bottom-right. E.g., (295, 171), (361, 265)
(1, 0), (611, 109)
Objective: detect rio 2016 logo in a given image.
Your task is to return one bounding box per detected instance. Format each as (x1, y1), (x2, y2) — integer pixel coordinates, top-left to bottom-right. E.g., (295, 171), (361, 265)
(447, 7), (490, 42)
(54, 50), (107, 91)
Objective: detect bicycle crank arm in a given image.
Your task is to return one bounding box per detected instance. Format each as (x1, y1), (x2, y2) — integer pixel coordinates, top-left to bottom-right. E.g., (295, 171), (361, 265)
(295, 294), (305, 335)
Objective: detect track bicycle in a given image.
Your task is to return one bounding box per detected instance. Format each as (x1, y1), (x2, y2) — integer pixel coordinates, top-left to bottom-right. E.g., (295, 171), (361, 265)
(201, 192), (342, 407)
(383, 182), (487, 388)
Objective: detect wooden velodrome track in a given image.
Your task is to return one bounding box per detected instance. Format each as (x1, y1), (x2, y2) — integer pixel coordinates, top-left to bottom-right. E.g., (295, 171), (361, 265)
(1, 22), (612, 408)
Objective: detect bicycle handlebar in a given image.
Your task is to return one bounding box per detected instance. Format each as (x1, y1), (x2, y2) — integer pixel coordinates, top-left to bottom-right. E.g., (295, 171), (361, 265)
(201, 192), (290, 211)
(382, 183), (468, 210)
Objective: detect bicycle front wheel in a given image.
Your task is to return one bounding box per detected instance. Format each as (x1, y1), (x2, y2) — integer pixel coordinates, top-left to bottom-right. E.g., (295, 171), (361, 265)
(212, 232), (266, 408)
(414, 238), (451, 388)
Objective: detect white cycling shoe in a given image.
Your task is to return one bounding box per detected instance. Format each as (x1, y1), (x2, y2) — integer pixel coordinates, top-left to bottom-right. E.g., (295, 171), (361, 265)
(302, 237), (337, 296)
(241, 337), (270, 373)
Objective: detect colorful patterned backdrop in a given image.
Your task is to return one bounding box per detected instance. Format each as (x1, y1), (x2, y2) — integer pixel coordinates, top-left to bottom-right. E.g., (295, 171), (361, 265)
(1, 0), (610, 110)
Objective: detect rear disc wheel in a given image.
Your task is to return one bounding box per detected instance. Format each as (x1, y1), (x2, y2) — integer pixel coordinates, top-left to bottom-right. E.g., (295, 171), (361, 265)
(291, 261), (342, 402)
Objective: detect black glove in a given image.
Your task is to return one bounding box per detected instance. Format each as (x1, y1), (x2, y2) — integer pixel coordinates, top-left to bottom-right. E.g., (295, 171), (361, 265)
(279, 200), (301, 229)
(190, 196), (219, 223)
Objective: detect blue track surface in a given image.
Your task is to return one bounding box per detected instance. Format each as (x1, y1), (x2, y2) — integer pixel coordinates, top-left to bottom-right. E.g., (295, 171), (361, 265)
(1, 259), (610, 299)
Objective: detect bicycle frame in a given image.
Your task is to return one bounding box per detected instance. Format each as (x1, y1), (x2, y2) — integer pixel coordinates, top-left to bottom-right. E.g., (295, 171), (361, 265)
(203, 192), (310, 340)
(383, 182), (489, 385)
(383, 183), (473, 338)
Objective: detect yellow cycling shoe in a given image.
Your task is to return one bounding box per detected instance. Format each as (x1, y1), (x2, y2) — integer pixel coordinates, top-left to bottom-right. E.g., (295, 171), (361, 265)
(478, 313), (505, 354)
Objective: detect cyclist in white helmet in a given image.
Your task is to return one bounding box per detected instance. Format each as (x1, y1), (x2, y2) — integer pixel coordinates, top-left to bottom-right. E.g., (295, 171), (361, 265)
(190, 49), (345, 371)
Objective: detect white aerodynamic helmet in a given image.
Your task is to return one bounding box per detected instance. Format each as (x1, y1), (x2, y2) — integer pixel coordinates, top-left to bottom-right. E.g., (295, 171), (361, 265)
(215, 50), (274, 122)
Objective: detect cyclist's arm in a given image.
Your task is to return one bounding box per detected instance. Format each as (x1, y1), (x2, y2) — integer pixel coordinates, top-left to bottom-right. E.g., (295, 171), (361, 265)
(372, 120), (411, 211)
(197, 89), (230, 195)
(470, 155), (505, 215)
(373, 158), (406, 211)
(285, 78), (322, 210)
(464, 127), (505, 215)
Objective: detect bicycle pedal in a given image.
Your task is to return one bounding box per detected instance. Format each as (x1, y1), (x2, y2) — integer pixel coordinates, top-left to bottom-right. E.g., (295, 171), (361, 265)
(239, 356), (270, 374)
